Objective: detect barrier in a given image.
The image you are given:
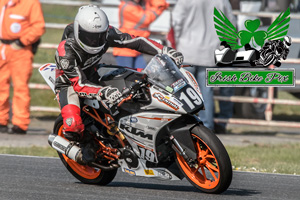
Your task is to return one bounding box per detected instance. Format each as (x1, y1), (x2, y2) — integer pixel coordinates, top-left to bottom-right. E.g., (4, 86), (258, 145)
(31, 2), (300, 129)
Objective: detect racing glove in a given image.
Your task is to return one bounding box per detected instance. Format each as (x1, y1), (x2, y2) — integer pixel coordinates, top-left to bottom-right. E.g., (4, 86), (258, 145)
(162, 47), (184, 66)
(98, 87), (122, 104)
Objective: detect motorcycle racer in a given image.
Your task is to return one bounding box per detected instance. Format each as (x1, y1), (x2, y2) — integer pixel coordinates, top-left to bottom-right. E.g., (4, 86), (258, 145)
(255, 36), (291, 67)
(55, 5), (183, 164)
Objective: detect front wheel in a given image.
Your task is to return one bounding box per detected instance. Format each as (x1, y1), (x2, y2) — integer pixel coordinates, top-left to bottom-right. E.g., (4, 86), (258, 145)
(175, 124), (232, 194)
(53, 114), (117, 185)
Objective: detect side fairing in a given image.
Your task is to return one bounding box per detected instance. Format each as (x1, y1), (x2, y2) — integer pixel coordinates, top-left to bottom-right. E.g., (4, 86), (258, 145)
(118, 112), (181, 163)
(141, 86), (187, 114)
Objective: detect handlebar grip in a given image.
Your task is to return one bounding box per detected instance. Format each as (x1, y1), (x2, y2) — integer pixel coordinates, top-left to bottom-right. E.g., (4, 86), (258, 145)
(122, 88), (131, 96)
(122, 81), (142, 96)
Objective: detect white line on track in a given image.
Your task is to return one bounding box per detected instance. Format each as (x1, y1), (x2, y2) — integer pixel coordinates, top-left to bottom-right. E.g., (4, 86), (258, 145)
(0, 153), (59, 159)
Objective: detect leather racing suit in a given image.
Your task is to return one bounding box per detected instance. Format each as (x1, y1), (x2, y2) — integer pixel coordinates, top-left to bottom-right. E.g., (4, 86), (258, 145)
(55, 24), (165, 140)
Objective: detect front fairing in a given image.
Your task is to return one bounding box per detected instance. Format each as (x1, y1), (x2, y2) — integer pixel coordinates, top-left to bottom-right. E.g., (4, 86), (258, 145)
(143, 55), (204, 114)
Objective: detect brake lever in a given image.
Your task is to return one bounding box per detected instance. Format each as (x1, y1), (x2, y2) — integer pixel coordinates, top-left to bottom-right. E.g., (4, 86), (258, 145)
(117, 81), (143, 107)
(117, 94), (133, 107)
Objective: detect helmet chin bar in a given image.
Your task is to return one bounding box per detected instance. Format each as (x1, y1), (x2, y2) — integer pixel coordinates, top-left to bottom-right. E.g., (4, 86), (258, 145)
(78, 40), (106, 54)
(73, 5), (109, 54)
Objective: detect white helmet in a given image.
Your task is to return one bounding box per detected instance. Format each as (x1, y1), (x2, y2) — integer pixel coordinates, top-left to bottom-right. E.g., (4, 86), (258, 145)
(74, 5), (109, 54)
(283, 36), (291, 48)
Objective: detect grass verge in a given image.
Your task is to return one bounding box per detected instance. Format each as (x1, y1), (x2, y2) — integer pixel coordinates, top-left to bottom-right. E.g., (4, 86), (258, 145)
(0, 146), (58, 157)
(0, 143), (299, 175)
(227, 143), (300, 175)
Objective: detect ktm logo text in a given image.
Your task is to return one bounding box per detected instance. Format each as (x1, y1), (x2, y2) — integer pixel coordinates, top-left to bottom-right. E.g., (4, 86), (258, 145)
(120, 123), (153, 140)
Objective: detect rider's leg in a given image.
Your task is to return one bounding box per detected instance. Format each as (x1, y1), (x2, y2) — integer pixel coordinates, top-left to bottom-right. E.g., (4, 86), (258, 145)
(58, 86), (96, 165)
(58, 86), (84, 141)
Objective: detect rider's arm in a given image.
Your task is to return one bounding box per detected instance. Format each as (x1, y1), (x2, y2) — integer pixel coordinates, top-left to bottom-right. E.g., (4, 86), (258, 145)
(108, 26), (164, 55)
(107, 26), (184, 65)
(55, 40), (103, 99)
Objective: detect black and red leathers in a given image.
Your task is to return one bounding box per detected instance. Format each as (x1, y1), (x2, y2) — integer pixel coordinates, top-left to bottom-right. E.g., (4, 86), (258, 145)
(55, 24), (164, 139)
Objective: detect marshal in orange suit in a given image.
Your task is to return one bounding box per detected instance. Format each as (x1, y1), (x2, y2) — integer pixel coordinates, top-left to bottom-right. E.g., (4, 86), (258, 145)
(0, 0), (45, 134)
(113, 0), (168, 70)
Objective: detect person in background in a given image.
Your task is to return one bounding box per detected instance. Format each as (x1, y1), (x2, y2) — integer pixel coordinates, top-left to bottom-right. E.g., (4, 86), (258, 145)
(0, 0), (45, 134)
(214, 0), (239, 134)
(113, 0), (168, 71)
(172, 0), (236, 133)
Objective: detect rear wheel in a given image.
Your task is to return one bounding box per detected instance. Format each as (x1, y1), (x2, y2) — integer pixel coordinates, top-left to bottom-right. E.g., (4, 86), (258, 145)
(53, 115), (117, 185)
(175, 124), (232, 194)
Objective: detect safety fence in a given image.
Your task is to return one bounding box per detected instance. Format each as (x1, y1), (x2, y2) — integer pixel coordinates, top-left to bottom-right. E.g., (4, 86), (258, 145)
(31, 1), (300, 129)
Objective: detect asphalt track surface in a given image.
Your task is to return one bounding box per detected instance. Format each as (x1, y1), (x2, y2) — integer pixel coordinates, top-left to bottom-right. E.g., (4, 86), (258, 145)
(0, 154), (299, 200)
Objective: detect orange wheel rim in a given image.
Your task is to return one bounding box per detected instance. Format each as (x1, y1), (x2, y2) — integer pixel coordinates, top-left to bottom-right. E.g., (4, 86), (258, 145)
(58, 126), (101, 179)
(176, 133), (220, 189)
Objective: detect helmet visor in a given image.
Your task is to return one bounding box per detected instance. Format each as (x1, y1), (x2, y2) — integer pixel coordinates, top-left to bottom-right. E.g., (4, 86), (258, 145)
(78, 25), (108, 47)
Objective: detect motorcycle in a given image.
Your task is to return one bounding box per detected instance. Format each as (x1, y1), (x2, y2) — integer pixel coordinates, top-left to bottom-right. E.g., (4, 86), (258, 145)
(39, 54), (232, 194)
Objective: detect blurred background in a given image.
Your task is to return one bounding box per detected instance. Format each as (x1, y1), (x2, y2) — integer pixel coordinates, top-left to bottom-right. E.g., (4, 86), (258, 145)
(31, 0), (300, 132)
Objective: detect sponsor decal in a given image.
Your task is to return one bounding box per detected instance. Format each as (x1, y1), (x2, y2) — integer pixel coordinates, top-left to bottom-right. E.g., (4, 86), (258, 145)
(146, 126), (156, 131)
(137, 116), (173, 122)
(84, 55), (101, 67)
(153, 85), (169, 96)
(49, 76), (55, 84)
(60, 59), (69, 69)
(171, 78), (187, 93)
(124, 168), (136, 176)
(173, 97), (183, 106)
(39, 64), (50, 71)
(93, 24), (102, 29)
(144, 169), (154, 175)
(78, 92), (97, 99)
(165, 86), (173, 93)
(153, 93), (179, 111)
(157, 170), (172, 180)
(65, 118), (73, 126)
(185, 71), (200, 93)
(40, 64), (56, 72)
(120, 123), (153, 140)
(53, 141), (66, 152)
(130, 117), (138, 123)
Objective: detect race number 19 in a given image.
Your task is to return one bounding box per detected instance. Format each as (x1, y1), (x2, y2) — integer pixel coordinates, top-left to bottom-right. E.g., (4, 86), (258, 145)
(179, 87), (202, 109)
(139, 147), (156, 162)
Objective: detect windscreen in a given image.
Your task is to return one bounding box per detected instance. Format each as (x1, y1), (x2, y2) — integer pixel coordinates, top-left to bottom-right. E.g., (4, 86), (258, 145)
(144, 54), (187, 94)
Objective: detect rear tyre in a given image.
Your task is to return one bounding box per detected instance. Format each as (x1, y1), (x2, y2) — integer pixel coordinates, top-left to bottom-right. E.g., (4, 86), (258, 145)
(53, 115), (117, 185)
(175, 124), (232, 194)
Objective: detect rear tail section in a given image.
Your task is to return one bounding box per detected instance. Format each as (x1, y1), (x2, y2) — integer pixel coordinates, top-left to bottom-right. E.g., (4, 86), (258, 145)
(39, 63), (56, 92)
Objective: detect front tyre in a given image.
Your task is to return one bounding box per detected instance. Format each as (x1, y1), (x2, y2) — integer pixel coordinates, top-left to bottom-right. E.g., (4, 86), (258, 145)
(53, 115), (117, 185)
(175, 124), (232, 194)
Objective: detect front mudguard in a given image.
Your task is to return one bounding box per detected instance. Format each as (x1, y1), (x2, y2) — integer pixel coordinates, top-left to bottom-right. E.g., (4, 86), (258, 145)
(159, 115), (202, 161)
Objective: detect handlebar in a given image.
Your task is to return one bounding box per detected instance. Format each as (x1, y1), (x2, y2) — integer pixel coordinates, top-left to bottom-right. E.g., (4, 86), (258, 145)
(117, 80), (144, 107)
